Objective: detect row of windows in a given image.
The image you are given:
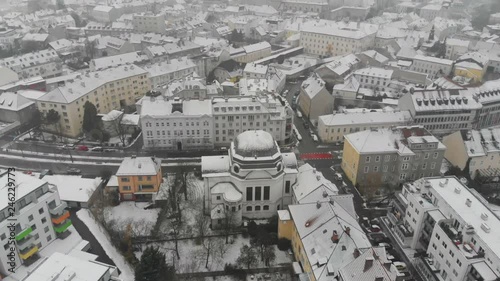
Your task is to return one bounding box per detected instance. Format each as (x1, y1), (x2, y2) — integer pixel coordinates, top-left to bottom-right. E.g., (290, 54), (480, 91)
(214, 105), (261, 112)
(246, 186), (271, 201)
(364, 162), (437, 173)
(365, 153), (437, 163)
(121, 176), (153, 182)
(246, 205), (269, 211)
(145, 121), (209, 127)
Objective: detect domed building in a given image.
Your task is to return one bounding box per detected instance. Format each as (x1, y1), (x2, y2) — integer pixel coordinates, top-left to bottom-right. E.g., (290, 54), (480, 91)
(202, 130), (299, 228)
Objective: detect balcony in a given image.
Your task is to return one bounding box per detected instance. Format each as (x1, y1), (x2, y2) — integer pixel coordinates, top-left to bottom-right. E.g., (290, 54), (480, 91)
(49, 201), (67, 216)
(397, 224), (414, 238)
(15, 226), (33, 241)
(51, 211), (70, 224)
(19, 245), (39, 260)
(439, 221), (462, 245)
(16, 235), (34, 251)
(53, 219), (72, 234)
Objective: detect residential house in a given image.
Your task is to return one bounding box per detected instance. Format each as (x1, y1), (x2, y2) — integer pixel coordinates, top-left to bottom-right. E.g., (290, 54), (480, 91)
(116, 156), (162, 201)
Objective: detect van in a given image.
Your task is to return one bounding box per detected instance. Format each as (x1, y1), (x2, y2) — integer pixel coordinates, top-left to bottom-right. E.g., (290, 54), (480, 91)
(393, 262), (407, 272)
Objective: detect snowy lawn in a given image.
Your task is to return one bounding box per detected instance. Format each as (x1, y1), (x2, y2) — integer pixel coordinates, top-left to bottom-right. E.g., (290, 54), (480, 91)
(135, 234), (293, 273)
(103, 202), (159, 236)
(77, 209), (135, 281)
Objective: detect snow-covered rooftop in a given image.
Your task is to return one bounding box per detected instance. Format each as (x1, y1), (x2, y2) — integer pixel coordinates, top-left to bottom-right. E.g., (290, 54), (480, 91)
(234, 130), (278, 158)
(139, 98), (212, 117)
(0, 170), (46, 210)
(43, 175), (100, 204)
(344, 126), (445, 154)
(211, 182), (242, 202)
(0, 92), (34, 111)
(293, 164), (339, 203)
(21, 252), (117, 281)
(116, 157), (161, 176)
(319, 110), (412, 127)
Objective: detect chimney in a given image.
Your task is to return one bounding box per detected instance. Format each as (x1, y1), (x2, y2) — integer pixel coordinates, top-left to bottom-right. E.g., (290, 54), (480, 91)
(364, 257), (374, 272)
(322, 191), (328, 198)
(383, 262), (392, 270)
(316, 201), (321, 209)
(345, 226), (351, 236)
(353, 248), (360, 258)
(331, 230), (339, 243)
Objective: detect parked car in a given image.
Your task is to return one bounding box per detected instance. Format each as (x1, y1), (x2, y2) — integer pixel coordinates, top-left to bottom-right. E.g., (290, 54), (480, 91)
(334, 173), (343, 181)
(76, 145), (88, 151)
(90, 146), (103, 152)
(312, 134), (318, 142)
(303, 122), (309, 129)
(393, 262), (407, 272)
(57, 144), (75, 150)
(378, 242), (392, 250)
(39, 169), (53, 179)
(282, 90), (289, 97)
(67, 168), (81, 175)
(296, 110), (303, 118)
(371, 225), (381, 232)
(368, 232), (389, 244)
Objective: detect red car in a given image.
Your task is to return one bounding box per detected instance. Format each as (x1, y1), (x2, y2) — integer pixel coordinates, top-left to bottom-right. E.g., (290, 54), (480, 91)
(76, 145), (89, 151)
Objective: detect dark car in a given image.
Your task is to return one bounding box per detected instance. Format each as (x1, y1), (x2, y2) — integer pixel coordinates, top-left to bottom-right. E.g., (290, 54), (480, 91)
(303, 122), (310, 129)
(368, 232), (389, 244)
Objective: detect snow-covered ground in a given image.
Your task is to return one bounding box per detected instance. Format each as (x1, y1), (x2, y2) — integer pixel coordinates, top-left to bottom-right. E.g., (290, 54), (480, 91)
(135, 234), (293, 273)
(77, 209), (135, 281)
(104, 202), (160, 236)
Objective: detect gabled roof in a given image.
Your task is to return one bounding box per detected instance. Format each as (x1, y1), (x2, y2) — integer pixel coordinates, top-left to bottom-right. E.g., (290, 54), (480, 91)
(0, 92), (34, 111)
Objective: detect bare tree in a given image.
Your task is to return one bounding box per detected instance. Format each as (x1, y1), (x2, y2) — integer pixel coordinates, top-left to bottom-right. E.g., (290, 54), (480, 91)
(221, 208), (238, 244)
(108, 114), (128, 146)
(170, 221), (181, 260)
(201, 236), (216, 269)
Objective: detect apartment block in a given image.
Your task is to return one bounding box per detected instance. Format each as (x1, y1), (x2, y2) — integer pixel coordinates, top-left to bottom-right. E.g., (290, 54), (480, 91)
(318, 109), (412, 143)
(116, 156), (162, 201)
(342, 126), (446, 195)
(0, 169), (72, 276)
(443, 128), (500, 180)
(133, 12), (166, 34)
(388, 177), (500, 281)
(398, 90), (481, 136)
(37, 64), (150, 137)
(142, 58), (198, 88)
(299, 20), (378, 57)
(139, 95), (293, 150)
(0, 49), (63, 79)
(231, 42), (272, 63)
(409, 55), (453, 80)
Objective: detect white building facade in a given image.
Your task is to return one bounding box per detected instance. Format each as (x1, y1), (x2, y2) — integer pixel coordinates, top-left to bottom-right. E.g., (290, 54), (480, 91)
(388, 177), (500, 281)
(0, 170), (72, 277)
(202, 130), (298, 227)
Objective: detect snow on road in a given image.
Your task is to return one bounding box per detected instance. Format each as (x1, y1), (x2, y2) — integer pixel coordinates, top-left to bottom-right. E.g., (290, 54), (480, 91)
(77, 209), (135, 281)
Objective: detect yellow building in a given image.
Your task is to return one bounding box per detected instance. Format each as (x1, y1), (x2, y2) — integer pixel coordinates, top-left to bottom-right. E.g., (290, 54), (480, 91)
(277, 210), (293, 240)
(37, 64), (150, 137)
(116, 156), (162, 201)
(453, 52), (489, 83)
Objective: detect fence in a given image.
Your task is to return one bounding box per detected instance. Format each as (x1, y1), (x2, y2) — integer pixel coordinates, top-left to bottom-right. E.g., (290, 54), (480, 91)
(0, 121), (20, 137)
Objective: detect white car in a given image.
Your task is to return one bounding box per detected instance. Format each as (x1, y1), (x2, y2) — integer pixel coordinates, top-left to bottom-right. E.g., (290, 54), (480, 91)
(393, 262), (407, 272)
(334, 173), (343, 181)
(296, 110), (303, 118)
(312, 134), (318, 142)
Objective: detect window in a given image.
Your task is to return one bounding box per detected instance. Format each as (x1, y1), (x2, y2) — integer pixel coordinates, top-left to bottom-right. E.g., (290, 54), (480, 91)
(47, 235), (52, 242)
(403, 156), (410, 161)
(365, 156), (370, 163)
(431, 163), (436, 169)
(121, 177), (130, 182)
(399, 173), (406, 180)
(246, 187), (252, 201)
(32, 224), (37, 230)
(263, 205), (269, 210)
(424, 153), (429, 159)
(422, 163), (427, 169)
(44, 226), (49, 233)
(122, 186), (131, 191)
(216, 196), (221, 200)
(285, 181), (290, 193)
(264, 186), (270, 200)
(41, 217), (47, 224)
(0, 233), (5, 241)
(255, 206), (261, 211)
(246, 206), (252, 211)
(255, 186), (262, 201)
(374, 166), (379, 172)
(433, 152), (439, 159)
(375, 156), (380, 162)
(28, 215), (34, 222)
(402, 163), (409, 170)
(364, 166), (369, 173)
